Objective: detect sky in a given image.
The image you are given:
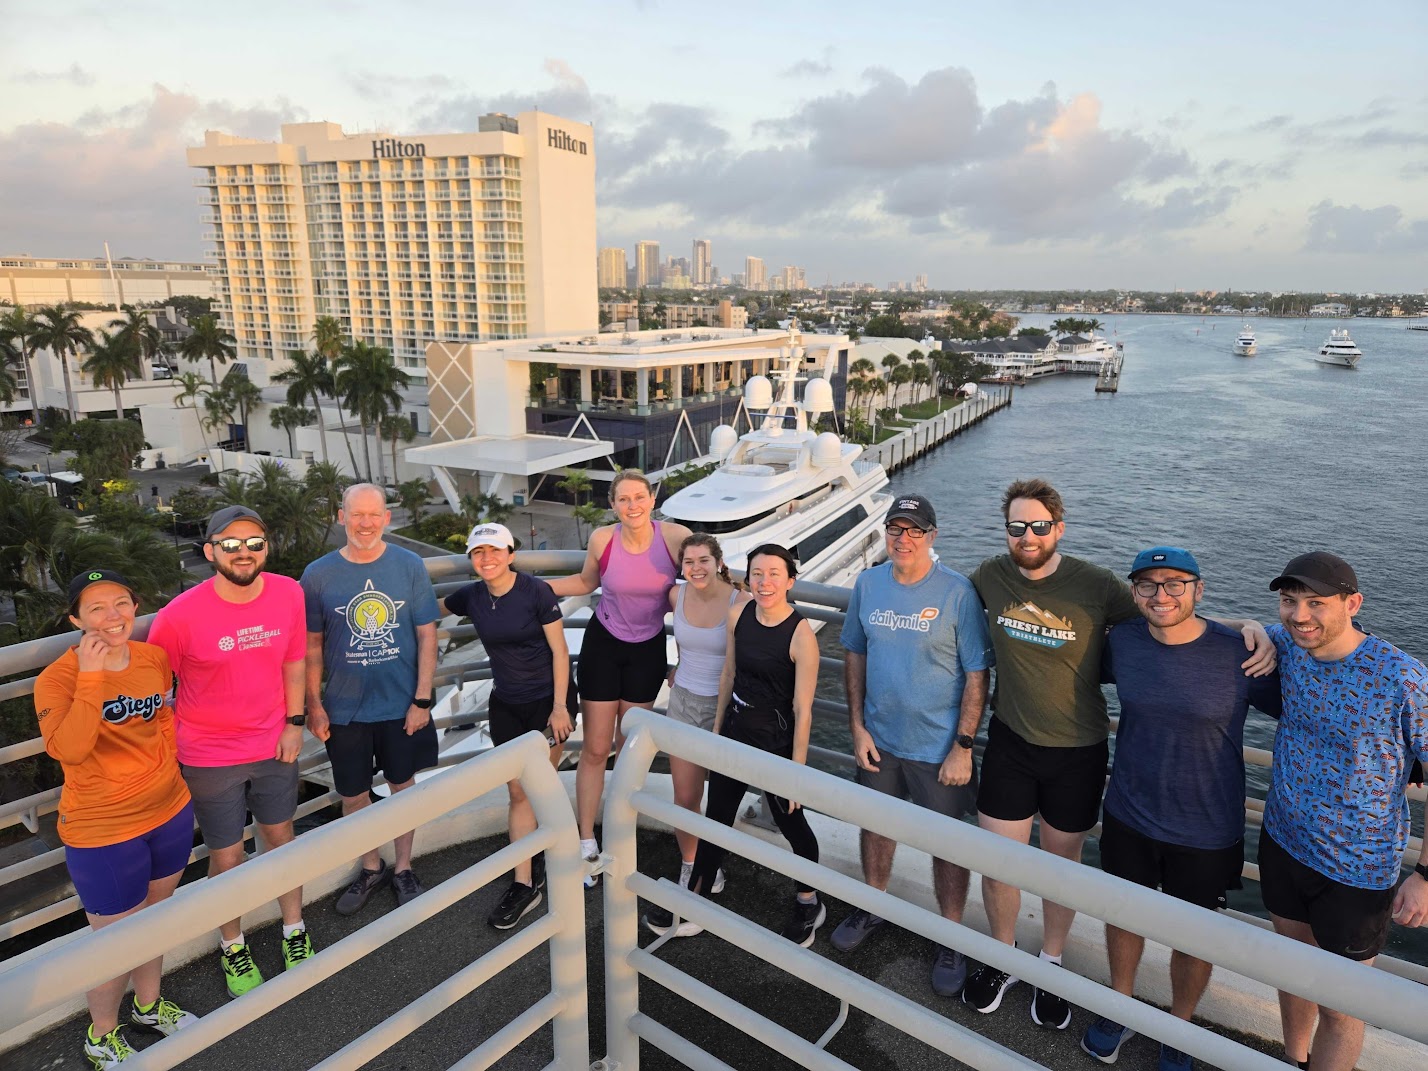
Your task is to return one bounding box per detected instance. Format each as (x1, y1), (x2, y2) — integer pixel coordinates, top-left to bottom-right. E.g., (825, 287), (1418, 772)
(2, 0), (1425, 292)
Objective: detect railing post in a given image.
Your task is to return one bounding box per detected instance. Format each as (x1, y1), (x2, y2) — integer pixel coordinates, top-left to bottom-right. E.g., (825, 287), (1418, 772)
(601, 711), (661, 1071)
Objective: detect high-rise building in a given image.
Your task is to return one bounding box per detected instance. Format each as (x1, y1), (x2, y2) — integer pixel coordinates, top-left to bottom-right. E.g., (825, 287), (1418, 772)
(188, 110), (596, 379)
(744, 256), (765, 291)
(635, 241), (661, 287)
(598, 247), (627, 289)
(692, 238), (712, 285)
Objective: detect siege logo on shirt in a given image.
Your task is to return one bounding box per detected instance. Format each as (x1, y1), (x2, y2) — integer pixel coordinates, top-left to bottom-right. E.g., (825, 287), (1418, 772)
(996, 601), (1077, 648)
(339, 578), (405, 665)
(869, 607), (940, 633)
(102, 692), (164, 724)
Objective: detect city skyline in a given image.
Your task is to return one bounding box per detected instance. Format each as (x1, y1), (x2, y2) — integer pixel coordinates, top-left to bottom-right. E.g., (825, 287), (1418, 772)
(2, 1), (1425, 291)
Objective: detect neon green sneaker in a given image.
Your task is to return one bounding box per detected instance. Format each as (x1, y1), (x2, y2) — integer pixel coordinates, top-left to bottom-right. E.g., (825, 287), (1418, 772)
(85, 1023), (135, 1068)
(130, 995), (199, 1035)
(221, 941), (264, 998)
(282, 926), (315, 970)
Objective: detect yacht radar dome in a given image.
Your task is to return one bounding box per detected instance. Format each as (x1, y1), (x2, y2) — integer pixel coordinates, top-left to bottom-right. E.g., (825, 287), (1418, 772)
(802, 378), (834, 413)
(708, 424), (738, 461)
(812, 431), (843, 467)
(744, 375), (773, 410)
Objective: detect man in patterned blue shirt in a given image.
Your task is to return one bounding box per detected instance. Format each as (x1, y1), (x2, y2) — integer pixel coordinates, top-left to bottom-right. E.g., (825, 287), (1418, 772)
(1259, 551), (1428, 1071)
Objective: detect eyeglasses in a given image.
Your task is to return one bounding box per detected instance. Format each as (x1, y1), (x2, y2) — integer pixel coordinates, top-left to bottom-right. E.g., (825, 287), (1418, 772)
(1132, 578), (1197, 597)
(885, 524), (930, 540)
(210, 537), (267, 553)
(1005, 520), (1056, 537)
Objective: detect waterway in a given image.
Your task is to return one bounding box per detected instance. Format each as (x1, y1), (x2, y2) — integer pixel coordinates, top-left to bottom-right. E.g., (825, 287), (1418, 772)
(815, 314), (1428, 961)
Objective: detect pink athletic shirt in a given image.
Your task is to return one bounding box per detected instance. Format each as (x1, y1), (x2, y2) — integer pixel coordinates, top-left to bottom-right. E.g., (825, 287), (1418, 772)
(596, 521), (679, 642)
(147, 574), (306, 767)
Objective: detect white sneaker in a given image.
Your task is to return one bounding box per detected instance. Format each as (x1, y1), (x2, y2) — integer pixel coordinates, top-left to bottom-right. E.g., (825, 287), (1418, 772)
(677, 862), (725, 893)
(710, 868), (726, 894)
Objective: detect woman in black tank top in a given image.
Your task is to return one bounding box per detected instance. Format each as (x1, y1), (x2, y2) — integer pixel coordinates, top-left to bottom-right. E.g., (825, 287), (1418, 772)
(643, 544), (827, 948)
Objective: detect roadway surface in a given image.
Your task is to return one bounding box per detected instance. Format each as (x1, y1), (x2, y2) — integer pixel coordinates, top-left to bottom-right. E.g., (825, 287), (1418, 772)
(10, 830), (1289, 1071)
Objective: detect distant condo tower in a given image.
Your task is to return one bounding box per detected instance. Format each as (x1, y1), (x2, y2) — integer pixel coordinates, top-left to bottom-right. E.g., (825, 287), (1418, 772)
(598, 247), (628, 289)
(692, 238), (712, 286)
(635, 240), (661, 287)
(744, 256), (766, 291)
(187, 110), (597, 379)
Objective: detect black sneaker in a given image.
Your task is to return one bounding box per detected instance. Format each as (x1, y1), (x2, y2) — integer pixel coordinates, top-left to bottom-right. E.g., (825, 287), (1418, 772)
(829, 907), (886, 952)
(531, 852), (546, 891)
(335, 860), (391, 916)
(780, 898), (826, 948)
(488, 881), (542, 930)
(963, 962), (1019, 1014)
(1030, 962), (1072, 1030)
(643, 905), (702, 938)
(392, 868), (425, 907)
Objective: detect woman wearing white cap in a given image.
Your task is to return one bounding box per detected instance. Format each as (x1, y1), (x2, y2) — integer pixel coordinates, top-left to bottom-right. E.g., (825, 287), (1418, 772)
(439, 522), (573, 930)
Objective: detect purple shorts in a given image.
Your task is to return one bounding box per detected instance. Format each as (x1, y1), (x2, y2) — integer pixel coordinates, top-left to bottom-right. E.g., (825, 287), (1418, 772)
(64, 801), (196, 917)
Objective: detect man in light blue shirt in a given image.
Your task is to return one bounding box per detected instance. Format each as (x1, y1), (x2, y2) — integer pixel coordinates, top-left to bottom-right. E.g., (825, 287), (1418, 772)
(831, 493), (993, 998)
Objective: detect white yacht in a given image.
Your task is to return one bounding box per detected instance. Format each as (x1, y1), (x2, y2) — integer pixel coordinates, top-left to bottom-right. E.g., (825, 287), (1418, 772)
(1234, 326), (1257, 356)
(1316, 328), (1362, 368)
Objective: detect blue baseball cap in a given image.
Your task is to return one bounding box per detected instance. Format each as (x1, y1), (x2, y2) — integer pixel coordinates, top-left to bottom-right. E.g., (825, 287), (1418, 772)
(1128, 546), (1201, 579)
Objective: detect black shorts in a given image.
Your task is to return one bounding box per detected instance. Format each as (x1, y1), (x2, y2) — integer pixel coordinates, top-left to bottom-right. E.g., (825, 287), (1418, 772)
(1257, 829), (1394, 961)
(856, 748), (978, 819)
(1099, 810), (1243, 911)
(326, 716), (439, 798)
(488, 690), (578, 747)
(976, 716), (1107, 833)
(577, 614), (667, 704)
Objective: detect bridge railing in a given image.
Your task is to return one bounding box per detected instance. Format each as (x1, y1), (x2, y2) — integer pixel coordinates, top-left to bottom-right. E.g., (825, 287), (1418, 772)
(601, 708), (1428, 1071)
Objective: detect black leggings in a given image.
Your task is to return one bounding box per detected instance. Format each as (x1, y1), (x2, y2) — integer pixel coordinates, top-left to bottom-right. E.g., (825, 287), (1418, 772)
(686, 704), (819, 896)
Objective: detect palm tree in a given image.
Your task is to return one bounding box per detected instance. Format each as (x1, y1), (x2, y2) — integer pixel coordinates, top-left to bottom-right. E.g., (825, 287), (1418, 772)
(308, 318), (359, 473)
(911, 362), (934, 407)
(178, 314), (236, 385)
(82, 329), (142, 418)
(1086, 318), (1105, 338)
(556, 467), (592, 506)
(396, 477), (430, 527)
(274, 348), (347, 470)
(332, 340), (409, 485)
(31, 304), (95, 423)
(0, 306), (41, 425)
(0, 336), (18, 407)
(379, 413), (416, 483)
(173, 372), (212, 462)
(202, 386), (237, 470)
(889, 365), (913, 411)
(268, 404), (315, 457)
(304, 460), (348, 536)
(220, 375), (264, 450)
(110, 306), (165, 378)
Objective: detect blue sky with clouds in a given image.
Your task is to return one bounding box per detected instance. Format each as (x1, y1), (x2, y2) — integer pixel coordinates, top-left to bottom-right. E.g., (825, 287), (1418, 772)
(3, 0), (1424, 290)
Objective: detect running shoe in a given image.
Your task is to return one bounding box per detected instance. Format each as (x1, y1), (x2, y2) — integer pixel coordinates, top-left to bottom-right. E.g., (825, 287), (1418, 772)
(532, 852), (547, 891)
(1080, 1017), (1135, 1064)
(335, 859), (391, 916)
(221, 940), (264, 998)
(581, 839), (601, 889)
(642, 905), (703, 938)
(930, 945), (968, 997)
(962, 962), (1019, 1014)
(710, 867), (726, 894)
(1159, 1043), (1193, 1071)
(830, 907), (886, 952)
(282, 927), (316, 970)
(780, 898), (826, 948)
(129, 995), (198, 1036)
(85, 1024), (135, 1069)
(677, 862), (726, 895)
(488, 881), (542, 930)
(1030, 961), (1072, 1030)
(392, 868), (425, 907)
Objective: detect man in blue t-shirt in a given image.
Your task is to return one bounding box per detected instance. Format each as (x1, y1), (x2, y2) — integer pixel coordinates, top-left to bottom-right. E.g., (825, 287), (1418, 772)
(831, 493), (994, 999)
(1258, 552), (1427, 1071)
(1081, 547), (1281, 1070)
(301, 484), (439, 916)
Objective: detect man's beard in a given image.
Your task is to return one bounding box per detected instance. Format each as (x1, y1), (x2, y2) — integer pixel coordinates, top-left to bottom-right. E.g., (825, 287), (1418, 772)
(214, 558), (263, 586)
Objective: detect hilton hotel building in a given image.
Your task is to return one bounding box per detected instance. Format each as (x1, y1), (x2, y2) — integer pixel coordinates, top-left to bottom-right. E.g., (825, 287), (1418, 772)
(188, 110), (596, 379)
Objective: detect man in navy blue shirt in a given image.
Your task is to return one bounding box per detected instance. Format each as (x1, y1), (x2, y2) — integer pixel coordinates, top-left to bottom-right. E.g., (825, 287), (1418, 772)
(1081, 547), (1280, 1071)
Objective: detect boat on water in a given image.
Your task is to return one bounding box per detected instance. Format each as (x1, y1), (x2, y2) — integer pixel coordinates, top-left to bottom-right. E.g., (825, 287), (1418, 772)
(1316, 328), (1363, 368)
(1234, 326), (1257, 356)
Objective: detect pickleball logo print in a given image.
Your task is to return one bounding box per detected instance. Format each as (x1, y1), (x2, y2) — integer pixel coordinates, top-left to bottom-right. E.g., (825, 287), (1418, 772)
(218, 636), (235, 652)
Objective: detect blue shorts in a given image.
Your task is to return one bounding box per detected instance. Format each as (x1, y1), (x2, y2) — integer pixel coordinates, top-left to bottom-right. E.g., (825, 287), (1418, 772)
(64, 800), (196, 917)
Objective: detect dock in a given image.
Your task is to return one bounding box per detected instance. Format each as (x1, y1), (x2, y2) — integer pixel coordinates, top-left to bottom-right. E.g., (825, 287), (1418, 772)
(862, 385), (1011, 473)
(1095, 346), (1125, 393)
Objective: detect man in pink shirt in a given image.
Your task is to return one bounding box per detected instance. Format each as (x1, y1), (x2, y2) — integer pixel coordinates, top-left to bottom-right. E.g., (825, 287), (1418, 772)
(148, 505), (316, 998)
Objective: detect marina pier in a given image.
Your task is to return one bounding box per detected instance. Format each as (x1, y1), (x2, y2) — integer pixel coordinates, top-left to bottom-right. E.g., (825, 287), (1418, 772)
(862, 385), (1011, 473)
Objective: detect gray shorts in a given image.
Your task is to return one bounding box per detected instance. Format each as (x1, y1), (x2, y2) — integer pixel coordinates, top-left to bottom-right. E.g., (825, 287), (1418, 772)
(666, 682), (719, 732)
(181, 758), (300, 850)
(856, 748), (978, 819)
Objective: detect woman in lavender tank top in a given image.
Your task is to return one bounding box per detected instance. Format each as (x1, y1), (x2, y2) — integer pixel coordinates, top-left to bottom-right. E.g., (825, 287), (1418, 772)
(549, 470), (691, 880)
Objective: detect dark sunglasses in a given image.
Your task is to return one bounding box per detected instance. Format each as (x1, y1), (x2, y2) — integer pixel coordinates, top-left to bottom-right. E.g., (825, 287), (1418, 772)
(1005, 520), (1056, 537)
(211, 536), (267, 553)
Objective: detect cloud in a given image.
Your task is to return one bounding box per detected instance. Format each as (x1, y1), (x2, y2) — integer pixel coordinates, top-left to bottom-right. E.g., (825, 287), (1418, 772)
(780, 49), (834, 79)
(0, 85), (305, 259)
(1304, 200), (1428, 254)
(409, 57), (605, 130)
(10, 63), (94, 87)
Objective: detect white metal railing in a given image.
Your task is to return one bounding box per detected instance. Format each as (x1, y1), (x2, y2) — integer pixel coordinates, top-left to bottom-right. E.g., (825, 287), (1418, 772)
(0, 732), (589, 1069)
(601, 708), (1428, 1071)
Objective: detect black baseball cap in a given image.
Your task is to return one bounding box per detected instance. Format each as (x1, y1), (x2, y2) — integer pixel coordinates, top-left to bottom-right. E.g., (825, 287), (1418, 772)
(205, 504), (267, 540)
(886, 493), (937, 530)
(1269, 551), (1359, 597)
(67, 568), (136, 615)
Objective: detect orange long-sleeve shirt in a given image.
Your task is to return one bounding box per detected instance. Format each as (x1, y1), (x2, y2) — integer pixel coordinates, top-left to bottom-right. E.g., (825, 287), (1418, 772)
(33, 641), (190, 848)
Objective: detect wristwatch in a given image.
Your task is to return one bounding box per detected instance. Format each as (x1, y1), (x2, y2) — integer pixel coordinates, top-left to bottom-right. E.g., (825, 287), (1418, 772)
(287, 715), (306, 726)
(1415, 863), (1428, 881)
(955, 734), (975, 750)
(412, 696), (433, 710)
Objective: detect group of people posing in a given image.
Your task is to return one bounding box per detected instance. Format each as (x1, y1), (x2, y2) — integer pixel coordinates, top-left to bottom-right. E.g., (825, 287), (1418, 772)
(36, 471), (1427, 1071)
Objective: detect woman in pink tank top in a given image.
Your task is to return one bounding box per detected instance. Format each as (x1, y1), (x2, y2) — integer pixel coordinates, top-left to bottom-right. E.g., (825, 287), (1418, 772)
(549, 470), (691, 880)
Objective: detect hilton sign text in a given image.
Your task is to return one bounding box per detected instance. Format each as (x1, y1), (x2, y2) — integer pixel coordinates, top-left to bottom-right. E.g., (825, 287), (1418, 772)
(372, 138), (427, 159)
(547, 129), (588, 155)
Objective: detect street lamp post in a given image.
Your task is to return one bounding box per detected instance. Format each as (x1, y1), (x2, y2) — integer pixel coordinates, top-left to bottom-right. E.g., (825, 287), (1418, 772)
(525, 511), (537, 549)
(170, 511), (186, 592)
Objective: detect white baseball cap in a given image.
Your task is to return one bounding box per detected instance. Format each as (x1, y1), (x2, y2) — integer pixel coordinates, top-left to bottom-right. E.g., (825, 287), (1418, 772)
(466, 522), (515, 552)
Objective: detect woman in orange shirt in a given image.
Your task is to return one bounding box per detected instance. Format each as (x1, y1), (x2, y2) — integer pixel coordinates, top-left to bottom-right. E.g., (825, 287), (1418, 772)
(34, 569), (200, 1068)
